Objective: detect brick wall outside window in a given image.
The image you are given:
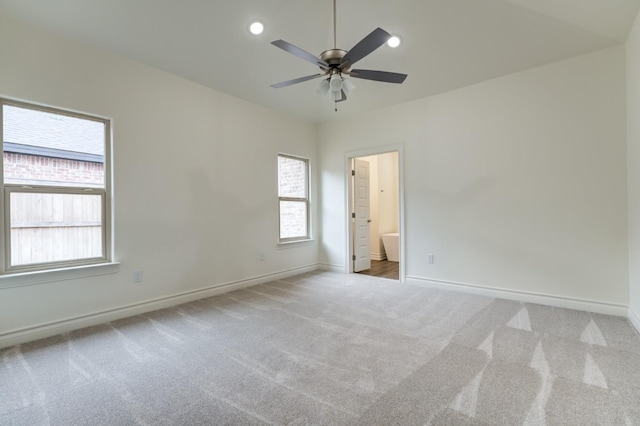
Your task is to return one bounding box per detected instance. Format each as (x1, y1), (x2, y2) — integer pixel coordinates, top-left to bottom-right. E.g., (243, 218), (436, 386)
(3, 152), (103, 186)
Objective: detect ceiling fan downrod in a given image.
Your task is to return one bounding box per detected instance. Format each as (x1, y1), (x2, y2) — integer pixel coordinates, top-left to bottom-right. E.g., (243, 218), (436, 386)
(333, 0), (337, 49)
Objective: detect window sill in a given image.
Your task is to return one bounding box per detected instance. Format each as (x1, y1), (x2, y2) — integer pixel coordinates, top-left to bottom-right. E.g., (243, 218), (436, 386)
(0, 262), (120, 289)
(277, 239), (314, 250)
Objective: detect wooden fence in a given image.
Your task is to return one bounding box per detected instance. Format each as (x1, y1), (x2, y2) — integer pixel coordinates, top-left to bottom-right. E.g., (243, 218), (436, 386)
(9, 192), (102, 266)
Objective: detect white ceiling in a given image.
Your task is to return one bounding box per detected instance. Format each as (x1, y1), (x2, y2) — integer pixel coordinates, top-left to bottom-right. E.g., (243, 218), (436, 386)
(0, 0), (639, 123)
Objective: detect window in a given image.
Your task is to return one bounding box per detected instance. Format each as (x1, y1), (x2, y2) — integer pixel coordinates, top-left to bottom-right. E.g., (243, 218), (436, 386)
(1, 99), (111, 273)
(278, 154), (309, 242)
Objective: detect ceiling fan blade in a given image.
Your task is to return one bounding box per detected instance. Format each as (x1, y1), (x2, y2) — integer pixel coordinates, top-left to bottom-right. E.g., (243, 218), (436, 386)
(340, 27), (392, 67)
(336, 90), (347, 103)
(350, 69), (408, 84)
(271, 73), (326, 88)
(271, 40), (329, 69)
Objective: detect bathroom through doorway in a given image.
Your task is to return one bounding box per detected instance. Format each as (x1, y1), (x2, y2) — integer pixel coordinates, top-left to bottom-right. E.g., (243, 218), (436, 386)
(346, 146), (403, 281)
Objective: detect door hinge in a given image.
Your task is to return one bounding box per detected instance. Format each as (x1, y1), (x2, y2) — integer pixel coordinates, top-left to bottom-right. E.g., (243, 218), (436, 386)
(351, 170), (355, 176)
(352, 255), (356, 261)
(352, 212), (356, 219)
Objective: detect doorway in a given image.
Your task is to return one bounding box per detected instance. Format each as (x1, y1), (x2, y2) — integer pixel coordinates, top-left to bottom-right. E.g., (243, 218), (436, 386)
(346, 145), (404, 282)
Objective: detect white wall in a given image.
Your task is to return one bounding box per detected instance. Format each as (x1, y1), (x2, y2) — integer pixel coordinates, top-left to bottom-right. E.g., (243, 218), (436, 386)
(377, 152), (399, 237)
(0, 16), (317, 339)
(627, 11), (640, 328)
(319, 46), (628, 308)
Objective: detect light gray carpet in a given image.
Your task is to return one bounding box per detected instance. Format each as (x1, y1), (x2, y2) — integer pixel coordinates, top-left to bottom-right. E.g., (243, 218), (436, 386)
(2, 270), (640, 425)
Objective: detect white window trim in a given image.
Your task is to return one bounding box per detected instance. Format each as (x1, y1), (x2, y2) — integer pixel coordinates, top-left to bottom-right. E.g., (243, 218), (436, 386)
(277, 239), (314, 250)
(0, 98), (114, 276)
(278, 154), (311, 243)
(0, 261), (120, 289)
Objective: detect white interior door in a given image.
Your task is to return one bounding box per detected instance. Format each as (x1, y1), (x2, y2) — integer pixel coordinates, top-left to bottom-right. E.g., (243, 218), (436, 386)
(353, 159), (371, 272)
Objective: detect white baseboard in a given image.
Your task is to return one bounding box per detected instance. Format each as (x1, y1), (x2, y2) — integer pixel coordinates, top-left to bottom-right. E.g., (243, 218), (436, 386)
(370, 253), (387, 261)
(0, 264), (319, 350)
(406, 275), (628, 317)
(629, 307), (640, 335)
(317, 263), (345, 272)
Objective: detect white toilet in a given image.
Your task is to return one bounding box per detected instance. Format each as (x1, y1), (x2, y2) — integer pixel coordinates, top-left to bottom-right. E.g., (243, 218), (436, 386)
(381, 233), (399, 262)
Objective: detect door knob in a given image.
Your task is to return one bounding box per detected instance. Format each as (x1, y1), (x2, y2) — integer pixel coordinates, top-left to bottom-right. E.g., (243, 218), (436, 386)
(367, 219), (372, 223)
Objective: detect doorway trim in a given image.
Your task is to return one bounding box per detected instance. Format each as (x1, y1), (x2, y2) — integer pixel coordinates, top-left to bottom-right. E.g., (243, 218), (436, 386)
(345, 144), (405, 283)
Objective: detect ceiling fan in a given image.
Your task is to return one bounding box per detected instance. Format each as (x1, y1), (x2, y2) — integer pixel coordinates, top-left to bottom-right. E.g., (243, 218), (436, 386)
(270, 0), (408, 108)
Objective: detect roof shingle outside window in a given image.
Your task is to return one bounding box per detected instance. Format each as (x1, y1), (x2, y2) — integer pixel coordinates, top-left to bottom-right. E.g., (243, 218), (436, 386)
(3, 105), (104, 162)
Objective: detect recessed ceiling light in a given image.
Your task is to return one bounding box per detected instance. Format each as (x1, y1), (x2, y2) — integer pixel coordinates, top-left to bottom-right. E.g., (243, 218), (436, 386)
(387, 36), (401, 48)
(249, 21), (264, 35)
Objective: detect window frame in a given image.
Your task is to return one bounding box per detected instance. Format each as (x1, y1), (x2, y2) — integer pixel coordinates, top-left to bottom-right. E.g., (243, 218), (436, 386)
(277, 153), (310, 243)
(0, 98), (112, 275)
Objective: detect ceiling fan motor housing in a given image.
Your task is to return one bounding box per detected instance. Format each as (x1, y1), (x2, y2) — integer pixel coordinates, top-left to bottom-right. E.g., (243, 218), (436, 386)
(320, 49), (351, 74)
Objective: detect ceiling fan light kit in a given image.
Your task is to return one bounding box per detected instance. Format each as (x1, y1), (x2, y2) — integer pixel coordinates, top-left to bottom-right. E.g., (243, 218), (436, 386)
(342, 78), (355, 95)
(316, 79), (330, 96)
(329, 73), (343, 91)
(269, 0), (407, 110)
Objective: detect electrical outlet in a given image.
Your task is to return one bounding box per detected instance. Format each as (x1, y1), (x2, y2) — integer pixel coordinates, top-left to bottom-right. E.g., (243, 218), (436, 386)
(427, 254), (434, 264)
(133, 271), (143, 283)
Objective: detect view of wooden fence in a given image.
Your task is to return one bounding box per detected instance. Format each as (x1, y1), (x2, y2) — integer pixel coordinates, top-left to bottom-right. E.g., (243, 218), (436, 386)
(9, 192), (102, 266)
